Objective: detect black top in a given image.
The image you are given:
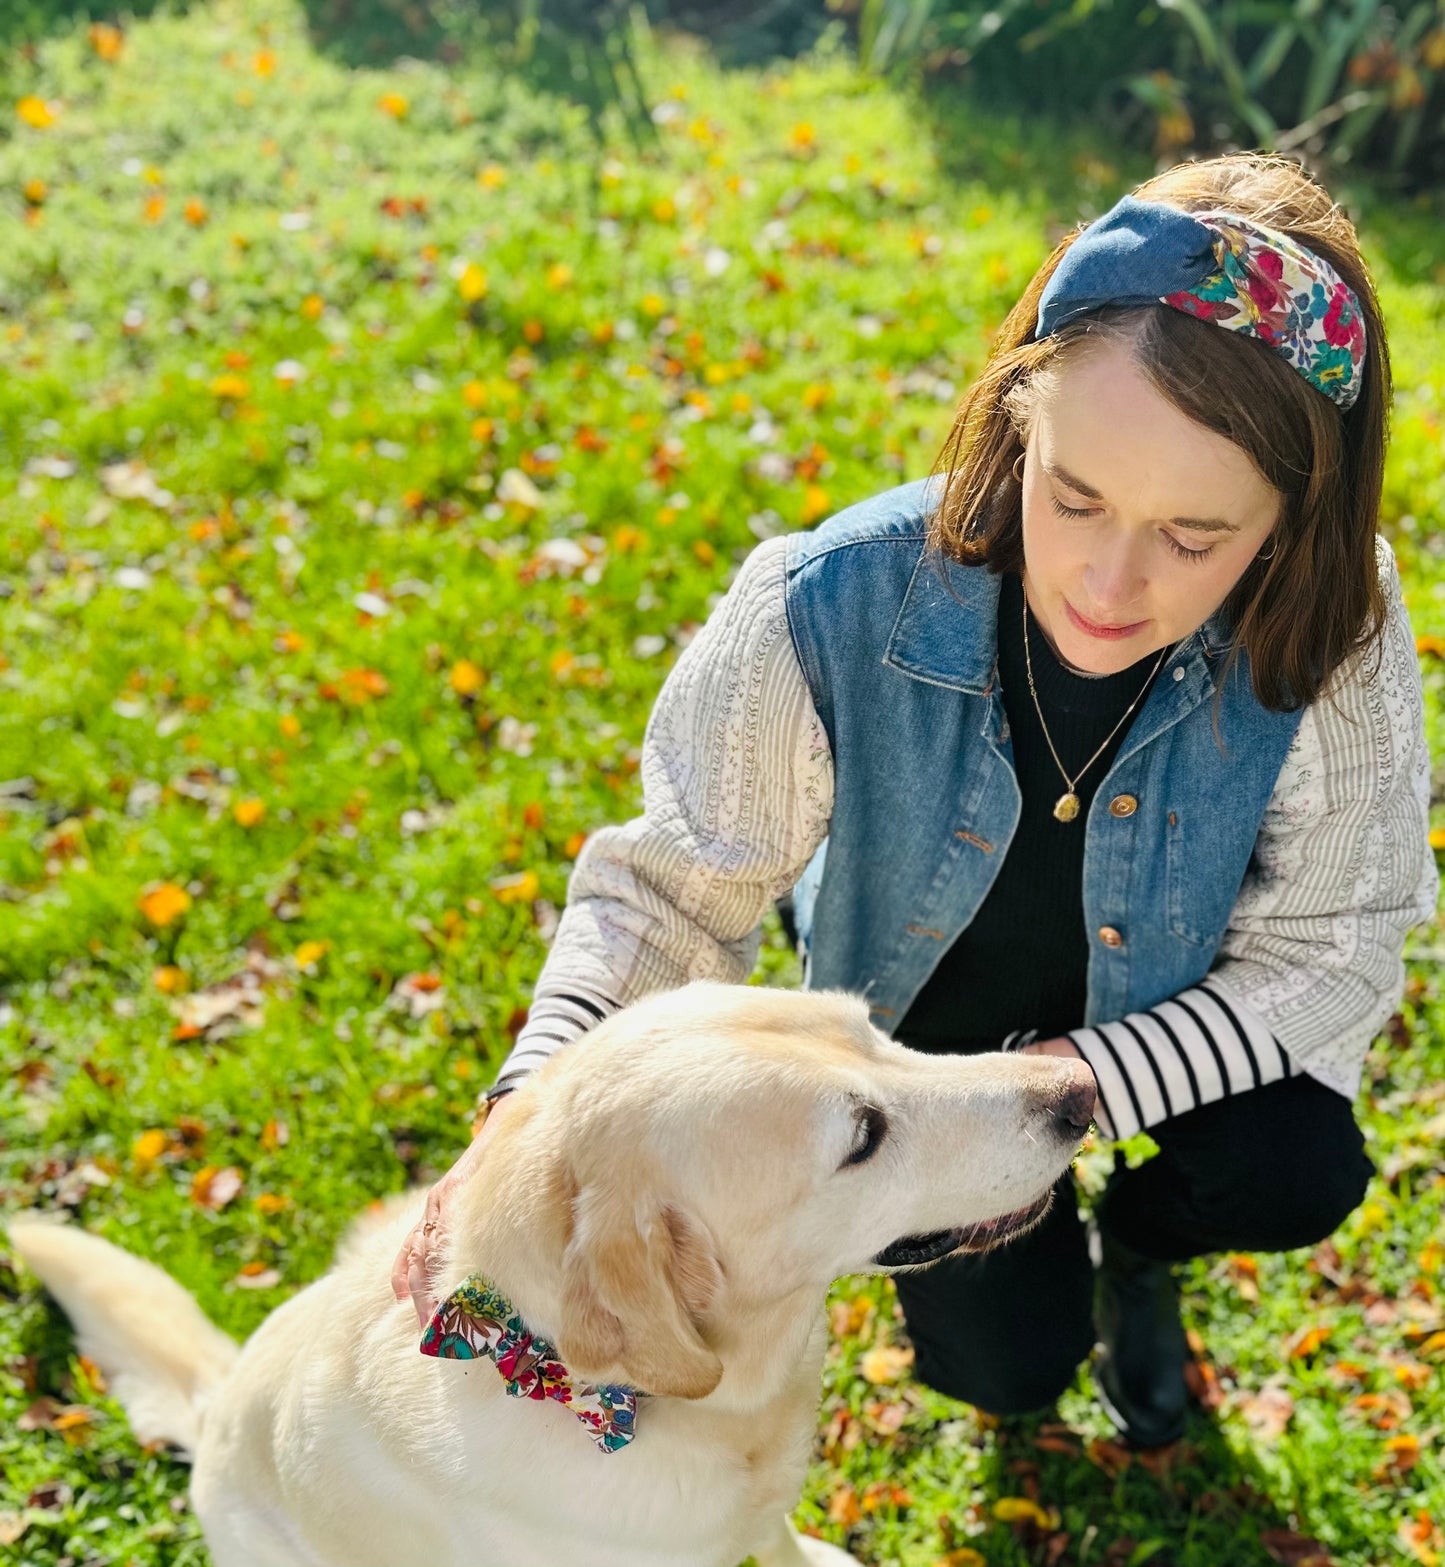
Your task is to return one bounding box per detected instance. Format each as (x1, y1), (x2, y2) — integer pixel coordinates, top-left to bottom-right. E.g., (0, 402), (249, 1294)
(895, 571), (1167, 1056)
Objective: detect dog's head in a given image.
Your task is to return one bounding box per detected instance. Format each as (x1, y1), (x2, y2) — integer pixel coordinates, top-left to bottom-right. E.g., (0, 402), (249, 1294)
(444, 983), (1094, 1400)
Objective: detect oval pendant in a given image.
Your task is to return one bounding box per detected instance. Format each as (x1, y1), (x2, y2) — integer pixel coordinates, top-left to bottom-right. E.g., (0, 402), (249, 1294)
(1053, 792), (1080, 823)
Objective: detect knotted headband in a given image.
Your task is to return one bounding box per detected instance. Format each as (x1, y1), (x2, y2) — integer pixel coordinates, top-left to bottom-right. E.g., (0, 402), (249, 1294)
(421, 1273), (639, 1453)
(1035, 195), (1366, 410)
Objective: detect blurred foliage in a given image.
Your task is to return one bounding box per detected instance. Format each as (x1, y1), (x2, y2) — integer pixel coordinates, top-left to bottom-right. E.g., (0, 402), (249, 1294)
(13, 2), (1445, 186)
(856, 0), (1445, 190)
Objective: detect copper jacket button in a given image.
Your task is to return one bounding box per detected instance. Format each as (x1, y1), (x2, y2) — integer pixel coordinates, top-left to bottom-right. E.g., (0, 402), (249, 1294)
(1097, 926), (1124, 948)
(1108, 794), (1138, 818)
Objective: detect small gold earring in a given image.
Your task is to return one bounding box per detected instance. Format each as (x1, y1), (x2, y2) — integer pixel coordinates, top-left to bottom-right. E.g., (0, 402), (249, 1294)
(1012, 452), (1026, 483)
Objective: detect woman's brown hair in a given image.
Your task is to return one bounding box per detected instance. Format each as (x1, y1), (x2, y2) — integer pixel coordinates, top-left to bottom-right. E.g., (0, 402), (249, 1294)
(928, 152), (1391, 711)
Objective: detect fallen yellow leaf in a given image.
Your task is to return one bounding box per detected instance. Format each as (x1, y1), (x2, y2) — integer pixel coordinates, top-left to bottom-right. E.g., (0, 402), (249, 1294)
(801, 484), (831, 525)
(132, 1129), (169, 1168)
(859, 1343), (914, 1384)
(138, 882), (191, 926)
(16, 96), (55, 129)
(450, 658), (485, 696)
(491, 870), (540, 904)
(993, 1497), (1060, 1530)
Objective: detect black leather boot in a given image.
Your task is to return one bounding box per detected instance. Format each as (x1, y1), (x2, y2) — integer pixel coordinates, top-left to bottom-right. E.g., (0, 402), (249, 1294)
(1090, 1221), (1189, 1449)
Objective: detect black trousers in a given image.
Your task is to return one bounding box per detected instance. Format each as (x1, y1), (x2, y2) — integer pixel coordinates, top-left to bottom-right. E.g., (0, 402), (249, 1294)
(893, 1072), (1376, 1416)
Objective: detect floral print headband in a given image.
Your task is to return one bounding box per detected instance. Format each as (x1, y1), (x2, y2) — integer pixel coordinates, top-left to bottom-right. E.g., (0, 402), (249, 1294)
(1035, 195), (1367, 410)
(421, 1273), (639, 1453)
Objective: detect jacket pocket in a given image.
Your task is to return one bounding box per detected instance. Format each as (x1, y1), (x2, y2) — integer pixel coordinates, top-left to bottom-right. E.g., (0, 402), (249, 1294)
(1165, 807), (1234, 948)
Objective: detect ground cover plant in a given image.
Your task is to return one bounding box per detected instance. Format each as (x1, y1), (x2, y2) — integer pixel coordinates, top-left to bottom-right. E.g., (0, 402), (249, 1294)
(2, 2), (1444, 1563)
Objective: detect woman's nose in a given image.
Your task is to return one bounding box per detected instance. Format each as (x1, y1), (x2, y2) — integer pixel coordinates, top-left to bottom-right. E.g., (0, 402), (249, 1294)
(1083, 532), (1147, 610)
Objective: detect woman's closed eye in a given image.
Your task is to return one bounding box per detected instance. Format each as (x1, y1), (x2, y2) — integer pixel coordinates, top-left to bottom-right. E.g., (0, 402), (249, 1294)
(1162, 533), (1216, 563)
(1049, 496), (1216, 564)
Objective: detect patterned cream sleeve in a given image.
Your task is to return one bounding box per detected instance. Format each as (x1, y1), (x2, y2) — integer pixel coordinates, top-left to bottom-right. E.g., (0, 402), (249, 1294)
(492, 534), (833, 1087)
(1206, 541), (1438, 1101)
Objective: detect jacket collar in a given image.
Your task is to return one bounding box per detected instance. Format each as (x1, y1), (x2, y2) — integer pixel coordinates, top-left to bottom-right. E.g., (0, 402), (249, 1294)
(883, 545), (1231, 695)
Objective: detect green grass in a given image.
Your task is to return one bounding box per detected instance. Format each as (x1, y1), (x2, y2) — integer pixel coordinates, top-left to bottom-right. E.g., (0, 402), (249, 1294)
(1, 3), (1443, 1564)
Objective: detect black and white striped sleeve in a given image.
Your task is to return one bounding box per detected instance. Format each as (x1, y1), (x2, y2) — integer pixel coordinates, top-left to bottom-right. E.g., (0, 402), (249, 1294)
(1060, 975), (1297, 1141)
(487, 533), (834, 1096)
(486, 984), (628, 1098)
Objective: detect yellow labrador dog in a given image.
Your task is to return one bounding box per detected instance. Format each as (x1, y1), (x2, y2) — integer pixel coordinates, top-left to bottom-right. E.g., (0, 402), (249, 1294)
(10, 982), (1094, 1567)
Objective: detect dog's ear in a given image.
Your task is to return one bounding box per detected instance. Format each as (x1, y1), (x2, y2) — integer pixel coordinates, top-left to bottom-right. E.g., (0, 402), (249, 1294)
(556, 1182), (723, 1400)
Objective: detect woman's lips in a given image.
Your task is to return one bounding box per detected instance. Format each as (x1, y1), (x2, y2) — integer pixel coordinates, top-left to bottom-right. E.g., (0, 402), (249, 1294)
(1065, 600), (1148, 640)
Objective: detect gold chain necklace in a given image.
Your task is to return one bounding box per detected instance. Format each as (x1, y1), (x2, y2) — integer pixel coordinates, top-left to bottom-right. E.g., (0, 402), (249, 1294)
(1021, 592), (1169, 823)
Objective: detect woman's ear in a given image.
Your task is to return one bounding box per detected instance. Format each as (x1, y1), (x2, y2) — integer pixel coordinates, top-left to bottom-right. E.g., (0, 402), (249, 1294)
(556, 1180), (723, 1400)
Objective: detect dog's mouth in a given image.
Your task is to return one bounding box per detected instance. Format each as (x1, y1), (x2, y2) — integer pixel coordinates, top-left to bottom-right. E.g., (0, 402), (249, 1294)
(872, 1189), (1053, 1270)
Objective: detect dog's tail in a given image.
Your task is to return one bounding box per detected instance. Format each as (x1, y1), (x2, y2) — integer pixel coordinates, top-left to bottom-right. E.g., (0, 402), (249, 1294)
(8, 1214), (240, 1458)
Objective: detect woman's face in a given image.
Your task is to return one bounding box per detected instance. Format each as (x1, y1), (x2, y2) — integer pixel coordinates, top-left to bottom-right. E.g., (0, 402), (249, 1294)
(1019, 340), (1282, 676)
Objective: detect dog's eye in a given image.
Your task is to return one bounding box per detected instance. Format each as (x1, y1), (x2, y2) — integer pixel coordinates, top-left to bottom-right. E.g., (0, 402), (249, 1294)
(842, 1104), (888, 1169)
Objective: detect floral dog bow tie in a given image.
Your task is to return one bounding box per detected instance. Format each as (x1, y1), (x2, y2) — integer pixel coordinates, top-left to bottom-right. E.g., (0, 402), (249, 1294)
(420, 1273), (638, 1453)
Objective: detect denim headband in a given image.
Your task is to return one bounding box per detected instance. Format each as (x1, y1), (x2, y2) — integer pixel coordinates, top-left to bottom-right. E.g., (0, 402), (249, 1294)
(1035, 195), (1366, 410)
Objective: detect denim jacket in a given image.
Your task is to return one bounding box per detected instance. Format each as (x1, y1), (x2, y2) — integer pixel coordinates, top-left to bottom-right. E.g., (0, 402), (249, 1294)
(784, 477), (1306, 1032)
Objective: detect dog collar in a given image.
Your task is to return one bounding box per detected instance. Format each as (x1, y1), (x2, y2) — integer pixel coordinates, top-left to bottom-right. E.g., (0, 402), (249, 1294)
(420, 1273), (638, 1453)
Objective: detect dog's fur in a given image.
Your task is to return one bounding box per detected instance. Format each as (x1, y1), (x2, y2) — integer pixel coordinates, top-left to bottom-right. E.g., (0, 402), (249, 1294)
(10, 982), (1093, 1567)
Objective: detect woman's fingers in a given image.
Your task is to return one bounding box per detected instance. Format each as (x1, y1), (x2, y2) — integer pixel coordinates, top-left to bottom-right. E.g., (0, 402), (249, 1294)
(388, 1091), (523, 1330)
(389, 1236), (415, 1305)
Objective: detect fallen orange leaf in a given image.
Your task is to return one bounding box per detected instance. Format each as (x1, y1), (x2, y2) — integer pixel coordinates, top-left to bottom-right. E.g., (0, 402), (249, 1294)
(89, 23), (124, 60)
(1287, 1323), (1331, 1359)
(138, 882), (191, 926)
(826, 1485), (862, 1526)
(191, 1166), (243, 1211)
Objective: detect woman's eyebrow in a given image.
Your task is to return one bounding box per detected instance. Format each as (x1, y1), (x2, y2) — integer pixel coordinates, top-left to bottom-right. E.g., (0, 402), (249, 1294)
(1044, 460), (1242, 533)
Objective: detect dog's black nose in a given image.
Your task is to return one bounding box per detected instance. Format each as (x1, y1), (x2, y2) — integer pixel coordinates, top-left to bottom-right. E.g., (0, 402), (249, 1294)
(1054, 1076), (1096, 1133)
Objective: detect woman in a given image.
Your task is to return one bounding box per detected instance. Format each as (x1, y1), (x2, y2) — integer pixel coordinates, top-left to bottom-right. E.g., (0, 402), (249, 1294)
(394, 153), (1435, 1450)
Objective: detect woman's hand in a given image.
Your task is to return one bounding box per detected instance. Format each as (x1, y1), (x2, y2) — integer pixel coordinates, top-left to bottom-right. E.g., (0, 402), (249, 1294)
(390, 1088), (525, 1330)
(1016, 1035), (1087, 1062)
